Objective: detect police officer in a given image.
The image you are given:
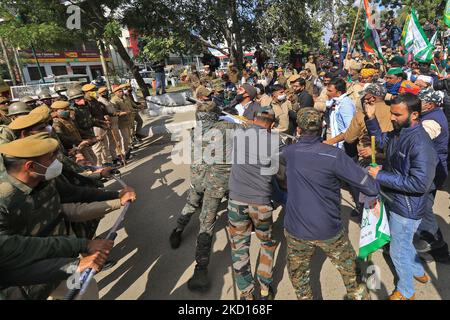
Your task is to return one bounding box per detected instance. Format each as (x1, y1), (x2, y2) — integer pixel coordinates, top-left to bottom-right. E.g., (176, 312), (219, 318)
(7, 102), (31, 121)
(82, 84), (112, 167)
(66, 87), (98, 165)
(111, 85), (134, 160)
(20, 96), (38, 109)
(0, 133), (136, 299)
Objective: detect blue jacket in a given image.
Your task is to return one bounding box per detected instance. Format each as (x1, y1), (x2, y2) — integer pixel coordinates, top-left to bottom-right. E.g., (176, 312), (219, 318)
(365, 118), (438, 220)
(421, 108), (449, 188)
(282, 135), (379, 241)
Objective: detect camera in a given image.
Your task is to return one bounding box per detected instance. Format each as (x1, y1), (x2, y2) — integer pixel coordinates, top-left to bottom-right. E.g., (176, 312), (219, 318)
(434, 78), (450, 92)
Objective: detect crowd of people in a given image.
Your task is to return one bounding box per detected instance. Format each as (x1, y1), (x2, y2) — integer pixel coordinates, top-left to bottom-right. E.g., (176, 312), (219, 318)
(169, 32), (450, 301)
(0, 82), (145, 299)
(2, 22), (450, 300)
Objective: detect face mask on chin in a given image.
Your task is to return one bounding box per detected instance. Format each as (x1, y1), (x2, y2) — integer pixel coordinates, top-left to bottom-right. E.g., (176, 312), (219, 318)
(33, 159), (63, 181)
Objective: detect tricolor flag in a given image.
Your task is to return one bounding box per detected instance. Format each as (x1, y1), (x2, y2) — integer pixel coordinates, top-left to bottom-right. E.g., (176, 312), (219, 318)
(363, 0), (386, 62)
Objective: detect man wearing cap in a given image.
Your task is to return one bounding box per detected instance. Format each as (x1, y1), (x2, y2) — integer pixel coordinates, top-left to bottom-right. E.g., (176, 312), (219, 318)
(305, 56), (318, 78)
(82, 84), (112, 167)
(184, 106), (241, 293)
(232, 84), (262, 121)
(169, 87), (223, 249)
(66, 87), (98, 165)
(54, 84), (68, 101)
(365, 93), (438, 300)
(6, 101), (31, 121)
(20, 96), (37, 109)
(201, 65), (216, 85)
(50, 101), (86, 152)
(345, 84), (393, 166)
(97, 87), (121, 164)
(270, 84), (291, 134)
(414, 88), (450, 264)
(37, 91), (53, 107)
(227, 109), (279, 300)
(111, 85), (133, 160)
(275, 68), (287, 87)
(281, 107), (378, 300)
(384, 67), (406, 97)
(0, 133), (136, 299)
(228, 63), (240, 85)
(121, 83), (145, 141)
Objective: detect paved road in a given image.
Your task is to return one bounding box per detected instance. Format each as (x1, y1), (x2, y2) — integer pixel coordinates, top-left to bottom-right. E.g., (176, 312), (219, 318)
(94, 111), (450, 300)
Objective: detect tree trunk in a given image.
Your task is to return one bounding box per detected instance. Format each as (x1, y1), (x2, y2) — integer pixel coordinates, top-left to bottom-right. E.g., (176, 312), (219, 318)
(229, 0), (244, 71)
(97, 40), (112, 92)
(110, 36), (150, 97)
(85, 1), (150, 97)
(0, 38), (17, 85)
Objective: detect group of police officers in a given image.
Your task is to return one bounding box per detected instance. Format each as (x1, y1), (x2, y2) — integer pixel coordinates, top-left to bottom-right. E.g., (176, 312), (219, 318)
(0, 82), (146, 299)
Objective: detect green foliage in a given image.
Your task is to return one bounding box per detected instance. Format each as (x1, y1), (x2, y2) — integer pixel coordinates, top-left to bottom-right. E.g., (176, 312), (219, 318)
(140, 36), (188, 62)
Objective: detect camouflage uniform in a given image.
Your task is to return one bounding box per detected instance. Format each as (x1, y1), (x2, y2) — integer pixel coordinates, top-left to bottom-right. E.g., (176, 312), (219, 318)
(228, 200), (277, 297)
(285, 228), (369, 300)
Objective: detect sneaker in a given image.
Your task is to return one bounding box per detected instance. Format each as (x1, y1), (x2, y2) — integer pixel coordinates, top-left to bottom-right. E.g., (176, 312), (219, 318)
(169, 228), (183, 249)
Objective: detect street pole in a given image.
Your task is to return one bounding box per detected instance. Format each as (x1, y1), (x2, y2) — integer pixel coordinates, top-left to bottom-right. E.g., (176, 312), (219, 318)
(0, 38), (17, 85)
(97, 40), (112, 91)
(349, 0), (364, 55)
(31, 44), (45, 83)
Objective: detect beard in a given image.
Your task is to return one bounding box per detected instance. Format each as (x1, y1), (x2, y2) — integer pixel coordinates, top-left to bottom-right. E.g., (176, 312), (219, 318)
(392, 117), (411, 133)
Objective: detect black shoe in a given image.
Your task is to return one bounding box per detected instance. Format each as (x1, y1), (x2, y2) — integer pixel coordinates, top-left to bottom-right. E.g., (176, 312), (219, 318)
(260, 286), (274, 300)
(136, 133), (146, 139)
(170, 228), (183, 249)
(187, 266), (210, 292)
(102, 259), (117, 272)
(125, 151), (132, 160)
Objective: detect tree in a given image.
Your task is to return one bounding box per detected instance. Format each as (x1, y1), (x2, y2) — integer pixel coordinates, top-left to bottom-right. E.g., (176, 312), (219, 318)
(0, 0), (151, 96)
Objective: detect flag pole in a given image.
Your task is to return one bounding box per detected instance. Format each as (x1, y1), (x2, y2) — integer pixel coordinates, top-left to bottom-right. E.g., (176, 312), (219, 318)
(349, 0), (364, 55)
(433, 57), (443, 77)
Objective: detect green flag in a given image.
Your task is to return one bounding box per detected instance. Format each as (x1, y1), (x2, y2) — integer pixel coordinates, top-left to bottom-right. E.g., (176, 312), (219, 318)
(402, 8), (435, 63)
(445, 0), (450, 27)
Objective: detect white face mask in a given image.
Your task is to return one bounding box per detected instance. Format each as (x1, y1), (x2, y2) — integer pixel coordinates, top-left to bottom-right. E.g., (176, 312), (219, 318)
(45, 125), (53, 134)
(34, 159), (63, 181)
(277, 95), (287, 102)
